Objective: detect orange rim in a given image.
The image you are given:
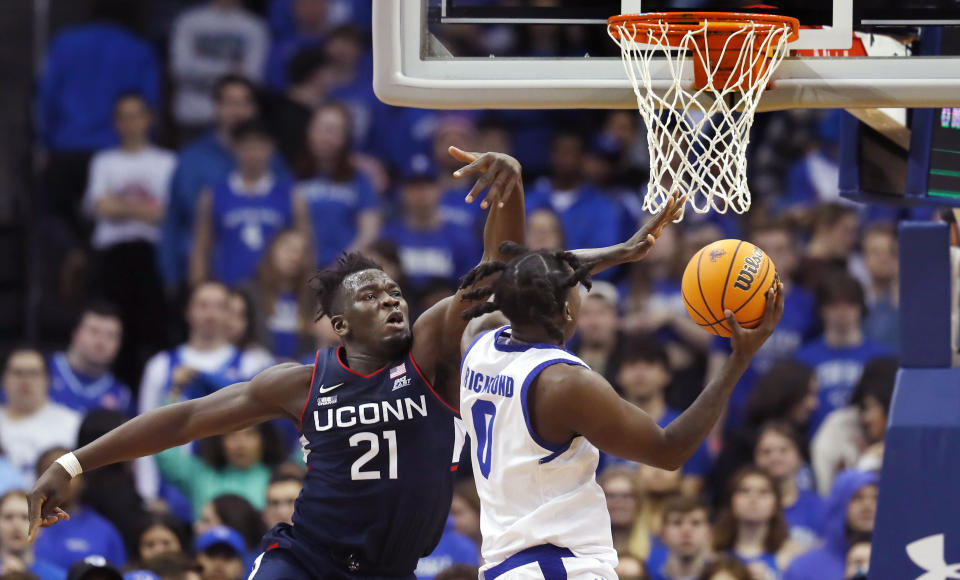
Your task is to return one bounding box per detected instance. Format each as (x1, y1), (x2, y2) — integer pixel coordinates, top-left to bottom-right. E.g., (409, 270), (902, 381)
(609, 12), (800, 44)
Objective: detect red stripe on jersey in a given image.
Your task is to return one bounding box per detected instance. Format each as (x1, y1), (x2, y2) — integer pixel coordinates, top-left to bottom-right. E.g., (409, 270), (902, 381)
(337, 347), (386, 378)
(298, 350), (320, 430)
(266, 542), (279, 551)
(450, 464), (458, 472)
(409, 353), (460, 416)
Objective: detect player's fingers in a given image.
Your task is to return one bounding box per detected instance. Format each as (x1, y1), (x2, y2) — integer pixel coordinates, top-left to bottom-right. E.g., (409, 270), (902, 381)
(54, 507), (70, 521)
(724, 309), (742, 338)
(759, 286), (778, 330)
(466, 172), (496, 205)
(481, 173), (512, 210)
(27, 493), (44, 542)
(454, 158), (487, 181)
(448, 146), (479, 164)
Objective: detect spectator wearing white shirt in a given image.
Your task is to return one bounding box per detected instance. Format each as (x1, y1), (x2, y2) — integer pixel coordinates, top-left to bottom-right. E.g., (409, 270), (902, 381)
(83, 93), (175, 386)
(135, 281), (272, 500)
(170, 0), (269, 132)
(0, 349), (81, 483)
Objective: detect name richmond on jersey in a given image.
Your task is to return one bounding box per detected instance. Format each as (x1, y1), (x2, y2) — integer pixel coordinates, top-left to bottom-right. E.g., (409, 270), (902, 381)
(312, 394), (430, 431)
(462, 367), (515, 398)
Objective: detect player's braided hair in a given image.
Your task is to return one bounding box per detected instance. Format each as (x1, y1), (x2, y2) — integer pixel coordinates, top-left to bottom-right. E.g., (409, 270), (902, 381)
(459, 242), (593, 343)
(311, 252), (383, 319)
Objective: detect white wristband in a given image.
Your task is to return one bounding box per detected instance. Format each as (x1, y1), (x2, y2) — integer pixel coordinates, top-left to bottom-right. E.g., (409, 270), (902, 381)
(55, 452), (83, 479)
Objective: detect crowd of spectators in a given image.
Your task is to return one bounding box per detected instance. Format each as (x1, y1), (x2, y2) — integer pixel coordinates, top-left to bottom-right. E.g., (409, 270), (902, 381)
(5, 0), (927, 578)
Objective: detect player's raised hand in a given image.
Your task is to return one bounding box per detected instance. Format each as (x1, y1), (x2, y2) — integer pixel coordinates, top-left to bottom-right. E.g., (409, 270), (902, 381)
(725, 281), (785, 357)
(449, 146), (523, 210)
(621, 189), (686, 262)
(27, 464), (73, 542)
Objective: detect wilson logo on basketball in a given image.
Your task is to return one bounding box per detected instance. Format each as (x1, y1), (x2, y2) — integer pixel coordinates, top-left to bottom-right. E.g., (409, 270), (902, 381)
(733, 248), (764, 291)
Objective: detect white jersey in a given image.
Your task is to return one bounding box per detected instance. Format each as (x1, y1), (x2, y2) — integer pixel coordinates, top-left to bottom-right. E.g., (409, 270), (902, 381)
(460, 326), (617, 579)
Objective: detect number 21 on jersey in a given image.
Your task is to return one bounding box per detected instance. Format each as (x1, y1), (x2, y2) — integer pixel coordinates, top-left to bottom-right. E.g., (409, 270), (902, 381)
(350, 430), (397, 480)
(471, 401), (497, 478)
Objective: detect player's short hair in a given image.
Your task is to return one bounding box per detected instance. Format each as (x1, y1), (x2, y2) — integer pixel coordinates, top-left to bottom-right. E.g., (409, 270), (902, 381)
(661, 495), (709, 525)
(617, 334), (669, 369)
(231, 119), (274, 144)
(311, 252), (385, 319)
(459, 242), (592, 343)
(213, 74), (257, 102)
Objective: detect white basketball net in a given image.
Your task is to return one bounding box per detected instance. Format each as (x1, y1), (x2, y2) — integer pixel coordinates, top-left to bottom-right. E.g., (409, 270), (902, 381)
(608, 18), (795, 219)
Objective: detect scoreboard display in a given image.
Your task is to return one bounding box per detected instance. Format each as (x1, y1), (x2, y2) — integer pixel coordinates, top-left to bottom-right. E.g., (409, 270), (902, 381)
(928, 108), (960, 201)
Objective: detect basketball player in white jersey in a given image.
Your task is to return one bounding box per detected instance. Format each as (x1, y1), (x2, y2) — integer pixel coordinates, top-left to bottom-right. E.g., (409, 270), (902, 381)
(457, 197), (784, 579)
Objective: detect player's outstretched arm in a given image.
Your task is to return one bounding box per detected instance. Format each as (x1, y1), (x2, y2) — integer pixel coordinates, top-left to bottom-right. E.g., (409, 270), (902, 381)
(28, 363), (312, 540)
(571, 190), (684, 275)
(533, 285), (783, 469)
(413, 148), (526, 403)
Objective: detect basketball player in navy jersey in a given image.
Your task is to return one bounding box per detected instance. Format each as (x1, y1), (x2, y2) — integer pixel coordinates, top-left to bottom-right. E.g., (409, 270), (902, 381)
(29, 146), (530, 579)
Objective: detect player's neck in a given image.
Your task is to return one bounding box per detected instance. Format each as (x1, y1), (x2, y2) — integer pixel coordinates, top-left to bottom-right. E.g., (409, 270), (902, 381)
(509, 325), (563, 347)
(735, 521), (769, 556)
(824, 326), (862, 348)
(341, 346), (389, 376)
(65, 349), (107, 379)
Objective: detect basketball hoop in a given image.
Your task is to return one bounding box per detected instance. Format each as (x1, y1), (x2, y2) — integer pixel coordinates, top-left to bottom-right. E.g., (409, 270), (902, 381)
(608, 12), (799, 219)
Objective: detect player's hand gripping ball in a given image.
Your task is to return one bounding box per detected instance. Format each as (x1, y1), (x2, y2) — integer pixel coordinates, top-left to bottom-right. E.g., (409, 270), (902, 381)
(681, 239), (779, 338)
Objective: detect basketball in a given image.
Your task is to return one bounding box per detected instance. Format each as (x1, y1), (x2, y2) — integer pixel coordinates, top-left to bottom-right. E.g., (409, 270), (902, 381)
(681, 239), (778, 337)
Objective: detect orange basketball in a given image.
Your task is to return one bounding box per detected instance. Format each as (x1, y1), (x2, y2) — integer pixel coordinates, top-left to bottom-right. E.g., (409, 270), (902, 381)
(681, 239), (778, 338)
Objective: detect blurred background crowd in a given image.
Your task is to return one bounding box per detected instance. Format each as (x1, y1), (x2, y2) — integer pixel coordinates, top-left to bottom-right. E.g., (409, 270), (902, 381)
(0, 1), (926, 579)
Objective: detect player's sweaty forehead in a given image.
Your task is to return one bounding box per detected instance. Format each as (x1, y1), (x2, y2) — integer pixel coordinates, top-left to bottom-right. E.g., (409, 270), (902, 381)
(341, 269), (399, 297)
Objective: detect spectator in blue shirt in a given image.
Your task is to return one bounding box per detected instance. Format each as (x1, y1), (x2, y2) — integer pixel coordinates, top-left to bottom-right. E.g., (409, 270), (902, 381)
(296, 102), (381, 268)
(432, 115), (482, 232)
(650, 496), (713, 580)
(160, 75), (288, 291)
(603, 335), (711, 496)
(525, 132), (623, 262)
(37, 0), (161, 239)
(382, 155), (481, 292)
(710, 220), (818, 432)
(713, 467), (795, 579)
(48, 303), (131, 415)
(190, 121), (308, 288)
(263, 0), (327, 92)
(245, 229), (317, 361)
(795, 274), (891, 434)
(857, 224), (899, 353)
(711, 361), (819, 505)
(32, 448), (126, 570)
(784, 470), (878, 580)
(323, 26), (380, 152)
(754, 422), (824, 551)
(0, 490), (66, 580)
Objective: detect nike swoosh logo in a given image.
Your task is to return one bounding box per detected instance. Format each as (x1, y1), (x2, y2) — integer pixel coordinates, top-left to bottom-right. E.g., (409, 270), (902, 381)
(318, 383), (345, 394)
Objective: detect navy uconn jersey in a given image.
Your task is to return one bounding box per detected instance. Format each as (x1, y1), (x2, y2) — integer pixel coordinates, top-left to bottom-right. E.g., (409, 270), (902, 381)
(262, 346), (461, 577)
